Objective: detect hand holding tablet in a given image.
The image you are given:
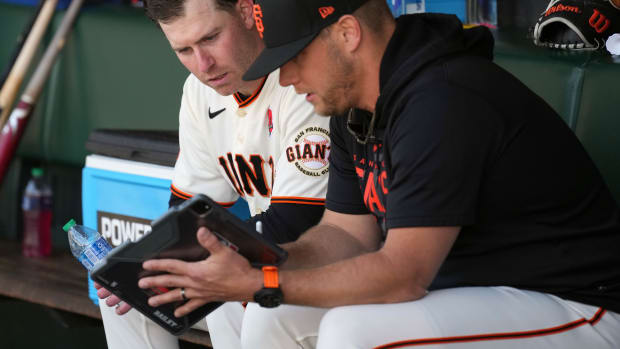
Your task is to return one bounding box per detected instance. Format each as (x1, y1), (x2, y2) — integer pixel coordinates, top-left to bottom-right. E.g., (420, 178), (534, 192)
(90, 194), (287, 335)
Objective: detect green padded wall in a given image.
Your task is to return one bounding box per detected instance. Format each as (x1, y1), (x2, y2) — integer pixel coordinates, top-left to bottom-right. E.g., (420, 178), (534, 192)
(0, 4), (37, 76)
(575, 57), (620, 203)
(492, 31), (596, 130)
(1, 4), (50, 239)
(0, 3), (188, 242)
(5, 3), (188, 166)
(493, 31), (620, 203)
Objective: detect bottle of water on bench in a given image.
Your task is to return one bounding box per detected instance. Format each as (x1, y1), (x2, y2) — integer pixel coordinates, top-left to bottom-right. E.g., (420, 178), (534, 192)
(63, 219), (112, 271)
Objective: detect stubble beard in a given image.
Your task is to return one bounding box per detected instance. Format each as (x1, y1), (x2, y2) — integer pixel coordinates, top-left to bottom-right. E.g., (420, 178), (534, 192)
(315, 44), (355, 117)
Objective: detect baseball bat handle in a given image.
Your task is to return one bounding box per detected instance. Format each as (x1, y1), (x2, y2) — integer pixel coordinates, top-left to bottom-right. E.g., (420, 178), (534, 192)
(23, 0), (84, 103)
(0, 0), (46, 89)
(0, 0), (58, 130)
(0, 0), (85, 184)
(0, 100), (35, 183)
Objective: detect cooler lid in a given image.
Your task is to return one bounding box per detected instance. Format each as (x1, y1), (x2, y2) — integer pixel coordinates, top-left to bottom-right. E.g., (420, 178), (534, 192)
(85, 154), (174, 179)
(85, 129), (179, 167)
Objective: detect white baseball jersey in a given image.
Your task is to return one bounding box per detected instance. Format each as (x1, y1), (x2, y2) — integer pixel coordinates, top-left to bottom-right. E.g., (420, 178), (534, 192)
(99, 71), (330, 349)
(171, 69), (330, 216)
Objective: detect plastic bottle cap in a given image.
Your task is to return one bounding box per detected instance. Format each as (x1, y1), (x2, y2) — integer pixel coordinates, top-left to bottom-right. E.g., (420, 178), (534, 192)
(31, 168), (44, 177)
(63, 219), (77, 232)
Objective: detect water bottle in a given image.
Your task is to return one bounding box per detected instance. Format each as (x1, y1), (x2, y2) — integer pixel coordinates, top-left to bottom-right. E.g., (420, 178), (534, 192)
(22, 167), (53, 257)
(63, 219), (112, 271)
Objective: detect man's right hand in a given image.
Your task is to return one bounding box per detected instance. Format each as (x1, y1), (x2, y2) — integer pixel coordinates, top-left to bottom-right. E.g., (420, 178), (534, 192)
(94, 281), (133, 315)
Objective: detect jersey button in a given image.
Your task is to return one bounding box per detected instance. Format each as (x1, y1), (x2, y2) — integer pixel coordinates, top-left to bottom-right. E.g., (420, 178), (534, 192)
(237, 109), (247, 117)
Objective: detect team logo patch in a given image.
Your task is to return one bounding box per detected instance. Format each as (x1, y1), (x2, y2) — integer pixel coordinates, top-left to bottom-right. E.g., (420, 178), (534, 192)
(286, 127), (330, 177)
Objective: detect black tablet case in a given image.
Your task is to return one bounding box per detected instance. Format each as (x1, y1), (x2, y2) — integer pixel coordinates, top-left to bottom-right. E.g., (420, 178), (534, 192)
(85, 129), (179, 166)
(90, 195), (287, 335)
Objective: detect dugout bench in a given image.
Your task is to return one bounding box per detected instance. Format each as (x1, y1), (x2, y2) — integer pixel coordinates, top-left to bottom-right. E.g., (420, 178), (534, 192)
(0, 3), (619, 348)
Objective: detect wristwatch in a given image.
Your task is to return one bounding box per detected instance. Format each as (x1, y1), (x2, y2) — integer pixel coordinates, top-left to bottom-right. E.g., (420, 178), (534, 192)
(253, 266), (283, 308)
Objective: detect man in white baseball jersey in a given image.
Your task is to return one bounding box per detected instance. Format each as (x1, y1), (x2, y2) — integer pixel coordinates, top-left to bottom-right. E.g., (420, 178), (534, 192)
(94, 0), (330, 348)
(137, 0), (620, 348)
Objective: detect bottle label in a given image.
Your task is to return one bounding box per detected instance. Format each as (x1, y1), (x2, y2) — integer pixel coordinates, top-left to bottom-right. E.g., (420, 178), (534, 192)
(22, 196), (39, 211)
(22, 195), (52, 211)
(78, 237), (112, 270)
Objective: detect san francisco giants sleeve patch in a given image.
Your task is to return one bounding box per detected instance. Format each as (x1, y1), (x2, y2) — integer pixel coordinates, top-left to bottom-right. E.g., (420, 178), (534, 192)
(286, 126), (330, 177)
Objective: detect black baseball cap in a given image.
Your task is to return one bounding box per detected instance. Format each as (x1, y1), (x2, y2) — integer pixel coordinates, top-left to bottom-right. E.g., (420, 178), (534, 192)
(243, 0), (369, 81)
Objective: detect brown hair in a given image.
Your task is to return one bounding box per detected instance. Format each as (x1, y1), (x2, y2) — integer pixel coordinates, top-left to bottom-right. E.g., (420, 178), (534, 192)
(143, 0), (238, 24)
(354, 0), (393, 33)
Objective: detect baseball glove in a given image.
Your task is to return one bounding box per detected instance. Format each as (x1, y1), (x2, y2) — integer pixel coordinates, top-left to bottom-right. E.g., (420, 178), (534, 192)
(533, 0), (620, 50)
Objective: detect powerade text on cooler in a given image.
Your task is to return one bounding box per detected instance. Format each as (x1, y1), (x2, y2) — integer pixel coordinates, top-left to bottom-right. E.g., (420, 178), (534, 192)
(64, 219), (112, 271)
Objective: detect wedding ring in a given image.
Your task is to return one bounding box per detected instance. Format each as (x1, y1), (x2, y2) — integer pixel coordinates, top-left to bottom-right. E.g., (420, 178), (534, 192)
(180, 287), (187, 301)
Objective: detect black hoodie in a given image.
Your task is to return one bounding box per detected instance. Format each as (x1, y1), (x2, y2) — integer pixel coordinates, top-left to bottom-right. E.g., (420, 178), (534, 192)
(325, 14), (620, 312)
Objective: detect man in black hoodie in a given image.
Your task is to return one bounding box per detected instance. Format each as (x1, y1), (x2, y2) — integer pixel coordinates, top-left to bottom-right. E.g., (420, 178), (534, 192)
(138, 0), (620, 347)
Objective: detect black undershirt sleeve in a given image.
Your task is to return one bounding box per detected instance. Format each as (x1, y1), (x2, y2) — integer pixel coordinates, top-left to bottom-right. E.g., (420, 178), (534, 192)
(246, 203), (324, 243)
(168, 193), (186, 208)
(168, 193), (323, 244)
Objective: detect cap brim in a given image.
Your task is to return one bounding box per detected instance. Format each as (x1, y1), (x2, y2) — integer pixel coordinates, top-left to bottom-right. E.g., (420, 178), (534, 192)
(243, 33), (318, 81)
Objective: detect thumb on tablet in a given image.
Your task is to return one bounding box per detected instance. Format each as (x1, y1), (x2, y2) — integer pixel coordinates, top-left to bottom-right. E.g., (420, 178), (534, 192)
(197, 227), (225, 255)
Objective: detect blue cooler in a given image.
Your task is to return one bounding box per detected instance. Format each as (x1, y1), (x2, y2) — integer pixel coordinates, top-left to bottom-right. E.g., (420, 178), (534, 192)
(82, 154), (174, 304)
(425, 0), (466, 22)
(82, 130), (249, 305)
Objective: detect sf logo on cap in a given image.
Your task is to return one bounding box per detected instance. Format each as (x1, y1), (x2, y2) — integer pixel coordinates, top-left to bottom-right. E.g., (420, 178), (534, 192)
(253, 4), (265, 38)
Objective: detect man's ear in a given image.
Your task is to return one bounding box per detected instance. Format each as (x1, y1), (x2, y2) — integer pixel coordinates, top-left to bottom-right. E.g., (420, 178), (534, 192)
(334, 15), (362, 53)
(238, 0), (256, 29)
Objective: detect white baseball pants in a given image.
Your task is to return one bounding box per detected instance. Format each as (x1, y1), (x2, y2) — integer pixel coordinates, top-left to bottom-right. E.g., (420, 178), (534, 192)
(98, 297), (210, 349)
(218, 286), (620, 349)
